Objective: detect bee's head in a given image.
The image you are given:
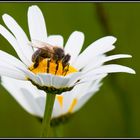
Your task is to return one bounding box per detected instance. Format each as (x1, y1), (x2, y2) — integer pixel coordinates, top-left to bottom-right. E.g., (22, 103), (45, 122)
(53, 47), (65, 60)
(62, 54), (71, 68)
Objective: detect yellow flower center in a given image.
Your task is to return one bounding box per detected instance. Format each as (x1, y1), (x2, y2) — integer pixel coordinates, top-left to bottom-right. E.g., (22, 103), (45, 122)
(29, 59), (78, 76)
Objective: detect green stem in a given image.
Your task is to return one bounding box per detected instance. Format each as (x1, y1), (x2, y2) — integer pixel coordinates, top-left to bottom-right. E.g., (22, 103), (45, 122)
(40, 93), (56, 137)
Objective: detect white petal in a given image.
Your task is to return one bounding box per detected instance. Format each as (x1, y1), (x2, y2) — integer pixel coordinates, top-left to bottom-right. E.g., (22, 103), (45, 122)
(83, 54), (132, 73)
(52, 98), (63, 118)
(73, 78), (104, 112)
(34, 72), (82, 88)
(46, 35), (64, 47)
(1, 77), (40, 116)
(20, 88), (43, 117)
(62, 92), (75, 114)
(35, 96), (45, 118)
(58, 81), (94, 114)
(82, 55), (105, 73)
(85, 64), (136, 75)
(37, 73), (52, 87)
(38, 72), (82, 89)
(0, 64), (26, 80)
(44, 74), (52, 87)
(100, 54), (132, 63)
(28, 5), (47, 42)
(0, 25), (30, 66)
(66, 72), (82, 87)
(71, 74), (106, 100)
(64, 31), (84, 64)
(73, 36), (116, 69)
(79, 73), (108, 84)
(51, 72), (82, 88)
(18, 68), (43, 86)
(0, 50), (27, 69)
(2, 14), (33, 65)
(52, 76), (70, 89)
(0, 53), (29, 79)
(73, 88), (99, 113)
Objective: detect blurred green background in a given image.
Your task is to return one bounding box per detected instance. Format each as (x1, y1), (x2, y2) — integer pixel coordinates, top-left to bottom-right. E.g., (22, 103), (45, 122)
(0, 2), (139, 138)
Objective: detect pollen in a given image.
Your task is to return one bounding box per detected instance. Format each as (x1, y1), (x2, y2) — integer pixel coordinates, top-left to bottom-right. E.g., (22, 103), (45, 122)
(29, 59), (78, 76)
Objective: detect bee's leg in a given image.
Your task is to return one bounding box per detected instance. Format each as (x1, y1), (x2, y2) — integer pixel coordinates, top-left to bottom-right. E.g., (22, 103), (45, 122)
(62, 65), (66, 75)
(33, 57), (40, 68)
(55, 60), (59, 75)
(63, 64), (70, 76)
(47, 59), (51, 73)
(33, 56), (44, 69)
(33, 62), (39, 69)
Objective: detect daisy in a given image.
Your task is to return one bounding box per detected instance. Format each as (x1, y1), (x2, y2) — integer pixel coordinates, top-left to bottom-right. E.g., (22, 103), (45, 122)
(0, 5), (135, 124)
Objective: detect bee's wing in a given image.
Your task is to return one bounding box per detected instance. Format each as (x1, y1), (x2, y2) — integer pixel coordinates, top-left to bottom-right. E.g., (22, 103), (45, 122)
(28, 40), (53, 49)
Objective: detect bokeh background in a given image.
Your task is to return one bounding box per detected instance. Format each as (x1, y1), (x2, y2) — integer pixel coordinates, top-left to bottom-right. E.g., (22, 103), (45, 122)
(0, 2), (139, 138)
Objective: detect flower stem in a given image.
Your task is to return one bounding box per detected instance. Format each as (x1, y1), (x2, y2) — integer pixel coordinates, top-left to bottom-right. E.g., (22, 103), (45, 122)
(40, 93), (56, 137)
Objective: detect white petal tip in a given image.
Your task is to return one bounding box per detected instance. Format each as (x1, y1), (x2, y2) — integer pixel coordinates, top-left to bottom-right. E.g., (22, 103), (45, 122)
(93, 64), (136, 75)
(130, 69), (136, 74)
(69, 31), (84, 40)
(119, 67), (136, 74)
(73, 31), (84, 35)
(122, 66), (136, 74)
(2, 14), (8, 20)
(125, 54), (132, 58)
(2, 14), (10, 19)
(2, 13), (7, 17)
(105, 36), (117, 44)
(29, 5), (39, 9)
(28, 5), (41, 13)
(2, 14), (13, 24)
(28, 5), (41, 16)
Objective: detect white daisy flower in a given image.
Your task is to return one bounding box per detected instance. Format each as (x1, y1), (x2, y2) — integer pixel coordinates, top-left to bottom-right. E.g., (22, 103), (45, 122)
(0, 5), (135, 124)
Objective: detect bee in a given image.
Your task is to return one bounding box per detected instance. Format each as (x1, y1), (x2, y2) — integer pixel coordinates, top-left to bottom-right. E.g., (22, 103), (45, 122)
(30, 41), (71, 75)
